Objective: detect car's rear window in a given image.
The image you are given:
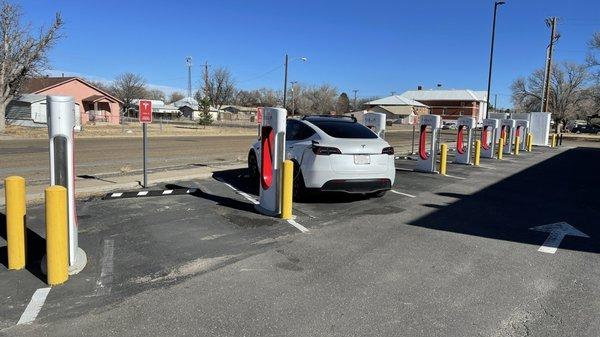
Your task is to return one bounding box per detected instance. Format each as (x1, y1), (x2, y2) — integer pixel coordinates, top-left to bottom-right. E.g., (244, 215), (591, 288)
(309, 120), (377, 139)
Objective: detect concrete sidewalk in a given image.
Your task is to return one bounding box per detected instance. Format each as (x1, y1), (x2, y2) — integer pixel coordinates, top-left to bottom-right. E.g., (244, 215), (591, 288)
(0, 162), (246, 206)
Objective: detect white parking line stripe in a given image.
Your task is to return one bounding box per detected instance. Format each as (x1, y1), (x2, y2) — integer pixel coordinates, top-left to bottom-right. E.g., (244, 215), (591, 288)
(111, 193), (123, 197)
(395, 167), (413, 172)
(219, 180), (260, 204)
(444, 174), (466, 180)
(17, 288), (51, 325)
(287, 219), (309, 233)
(162, 190), (173, 195)
(137, 191), (149, 196)
(95, 239), (115, 296)
(391, 190), (416, 198)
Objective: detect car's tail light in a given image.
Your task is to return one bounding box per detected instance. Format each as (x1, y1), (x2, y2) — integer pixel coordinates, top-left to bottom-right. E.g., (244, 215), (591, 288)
(382, 147), (394, 155)
(312, 145), (342, 155)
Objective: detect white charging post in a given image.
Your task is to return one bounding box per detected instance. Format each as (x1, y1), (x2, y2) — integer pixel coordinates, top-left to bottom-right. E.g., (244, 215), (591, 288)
(416, 115), (442, 173)
(454, 116), (476, 164)
(515, 120), (529, 151)
(256, 107), (287, 216)
(363, 112), (386, 139)
(47, 95), (86, 273)
(481, 118), (500, 159)
(500, 119), (517, 154)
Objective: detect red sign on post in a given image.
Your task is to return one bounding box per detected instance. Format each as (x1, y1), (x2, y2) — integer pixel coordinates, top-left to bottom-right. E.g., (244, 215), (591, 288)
(256, 107), (263, 124)
(139, 100), (152, 123)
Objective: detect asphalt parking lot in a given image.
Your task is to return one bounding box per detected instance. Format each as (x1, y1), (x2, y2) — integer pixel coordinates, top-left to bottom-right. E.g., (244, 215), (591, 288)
(1, 142), (599, 336)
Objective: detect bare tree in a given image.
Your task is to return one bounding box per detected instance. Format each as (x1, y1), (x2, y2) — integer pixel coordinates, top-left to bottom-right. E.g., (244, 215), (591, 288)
(147, 88), (166, 101)
(111, 73), (147, 114)
(169, 91), (184, 103)
(84, 79), (113, 95)
(203, 67), (236, 110)
(0, 1), (63, 133)
(301, 84), (338, 115)
(511, 62), (589, 129)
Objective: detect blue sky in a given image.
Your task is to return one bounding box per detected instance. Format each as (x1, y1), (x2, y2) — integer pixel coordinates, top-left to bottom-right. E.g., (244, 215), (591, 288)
(17, 0), (600, 108)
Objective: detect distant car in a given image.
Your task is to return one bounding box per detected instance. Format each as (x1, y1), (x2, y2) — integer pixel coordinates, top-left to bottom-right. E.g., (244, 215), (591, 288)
(571, 124), (600, 134)
(441, 121), (457, 130)
(565, 120), (587, 132)
(248, 115), (396, 199)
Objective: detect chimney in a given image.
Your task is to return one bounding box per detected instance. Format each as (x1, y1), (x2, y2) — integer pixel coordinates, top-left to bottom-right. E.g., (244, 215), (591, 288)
(417, 85), (422, 91)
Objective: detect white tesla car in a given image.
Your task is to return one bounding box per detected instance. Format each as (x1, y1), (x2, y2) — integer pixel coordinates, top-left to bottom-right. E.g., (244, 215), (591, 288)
(248, 115), (396, 199)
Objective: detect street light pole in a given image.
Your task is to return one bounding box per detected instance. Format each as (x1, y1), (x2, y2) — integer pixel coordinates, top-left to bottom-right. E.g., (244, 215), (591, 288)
(283, 54), (289, 110)
(485, 1), (505, 120)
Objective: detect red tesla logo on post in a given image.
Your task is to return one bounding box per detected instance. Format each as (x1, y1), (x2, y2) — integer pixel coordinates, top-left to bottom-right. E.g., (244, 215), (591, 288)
(139, 100), (152, 123)
(256, 107), (263, 124)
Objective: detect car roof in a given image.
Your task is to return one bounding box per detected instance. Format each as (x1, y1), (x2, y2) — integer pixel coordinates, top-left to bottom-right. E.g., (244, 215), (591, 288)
(301, 115), (357, 123)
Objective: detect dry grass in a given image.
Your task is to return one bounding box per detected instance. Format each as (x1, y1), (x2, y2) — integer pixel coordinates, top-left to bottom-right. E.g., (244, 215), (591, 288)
(4, 123), (257, 139)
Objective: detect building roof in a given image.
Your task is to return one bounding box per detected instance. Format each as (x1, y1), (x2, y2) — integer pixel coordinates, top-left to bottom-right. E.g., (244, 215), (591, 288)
(401, 89), (487, 102)
(131, 99), (165, 108)
(365, 95), (429, 107)
(21, 76), (124, 104)
(12, 93), (46, 104)
(173, 97), (199, 109)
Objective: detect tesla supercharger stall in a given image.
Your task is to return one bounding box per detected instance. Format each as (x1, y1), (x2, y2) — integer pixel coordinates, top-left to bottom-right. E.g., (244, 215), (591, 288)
(256, 107), (287, 217)
(416, 115), (442, 173)
(363, 112), (386, 139)
(500, 119), (517, 155)
(47, 96), (86, 274)
(454, 116), (476, 165)
(515, 120), (529, 151)
(481, 118), (500, 159)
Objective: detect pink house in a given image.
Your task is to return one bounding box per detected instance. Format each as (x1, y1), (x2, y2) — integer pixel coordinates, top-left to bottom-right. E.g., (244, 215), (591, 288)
(22, 77), (123, 125)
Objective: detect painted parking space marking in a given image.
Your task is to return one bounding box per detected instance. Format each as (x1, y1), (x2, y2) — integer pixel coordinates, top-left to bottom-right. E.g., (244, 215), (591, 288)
(17, 288), (51, 325)
(103, 188), (197, 199)
(95, 239), (115, 296)
(395, 167), (414, 172)
(287, 219), (309, 233)
(391, 189), (416, 198)
(217, 179), (259, 205)
(444, 174), (466, 180)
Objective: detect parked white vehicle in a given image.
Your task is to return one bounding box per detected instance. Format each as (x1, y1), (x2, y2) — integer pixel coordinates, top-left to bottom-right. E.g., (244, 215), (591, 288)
(248, 115), (396, 199)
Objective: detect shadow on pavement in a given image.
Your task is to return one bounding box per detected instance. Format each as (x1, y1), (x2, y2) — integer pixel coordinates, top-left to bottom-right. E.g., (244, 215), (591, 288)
(164, 183), (256, 214)
(0, 212), (46, 281)
(409, 147), (600, 254)
(212, 168), (373, 204)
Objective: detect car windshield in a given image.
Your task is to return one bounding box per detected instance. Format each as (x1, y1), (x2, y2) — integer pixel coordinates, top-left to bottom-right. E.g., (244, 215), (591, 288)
(309, 120), (377, 139)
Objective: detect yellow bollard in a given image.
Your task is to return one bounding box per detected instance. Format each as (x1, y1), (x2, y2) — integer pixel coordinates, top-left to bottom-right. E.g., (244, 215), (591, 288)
(281, 160), (293, 220)
(5, 176), (26, 270)
(474, 140), (481, 166)
(439, 143), (448, 175)
(514, 136), (520, 155)
(527, 133), (533, 152)
(45, 186), (69, 286)
(551, 134), (557, 148)
(498, 138), (504, 160)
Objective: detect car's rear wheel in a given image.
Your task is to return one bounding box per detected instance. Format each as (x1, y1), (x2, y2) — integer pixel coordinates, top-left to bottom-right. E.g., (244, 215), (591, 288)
(248, 151), (259, 182)
(369, 190), (387, 198)
(292, 165), (307, 201)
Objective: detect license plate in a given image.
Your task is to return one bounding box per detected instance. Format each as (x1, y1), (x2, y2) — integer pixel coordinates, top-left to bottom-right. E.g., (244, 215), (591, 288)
(354, 154), (370, 165)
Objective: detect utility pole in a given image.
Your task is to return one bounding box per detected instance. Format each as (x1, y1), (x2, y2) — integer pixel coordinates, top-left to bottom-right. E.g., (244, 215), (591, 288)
(541, 17), (558, 112)
(352, 89), (359, 110)
(186, 56), (192, 98)
(283, 54), (289, 110)
(494, 94), (498, 112)
(203, 61), (210, 98)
